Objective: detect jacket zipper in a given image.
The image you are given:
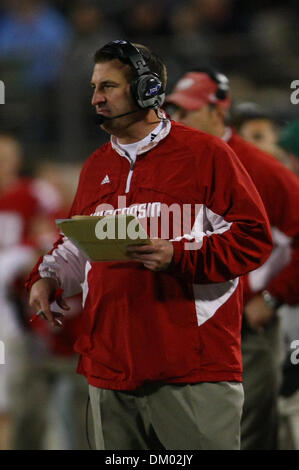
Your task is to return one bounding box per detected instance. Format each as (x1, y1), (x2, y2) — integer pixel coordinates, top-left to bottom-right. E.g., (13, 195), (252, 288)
(123, 151), (135, 194)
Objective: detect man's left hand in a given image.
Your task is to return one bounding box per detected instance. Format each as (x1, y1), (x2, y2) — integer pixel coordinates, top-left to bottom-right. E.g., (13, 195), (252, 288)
(127, 239), (174, 271)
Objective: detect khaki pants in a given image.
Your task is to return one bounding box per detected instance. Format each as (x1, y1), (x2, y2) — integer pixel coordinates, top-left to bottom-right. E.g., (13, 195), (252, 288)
(241, 316), (283, 450)
(89, 381), (244, 450)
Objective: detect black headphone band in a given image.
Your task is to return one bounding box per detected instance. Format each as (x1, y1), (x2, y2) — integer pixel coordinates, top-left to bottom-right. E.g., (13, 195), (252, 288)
(99, 40), (150, 78)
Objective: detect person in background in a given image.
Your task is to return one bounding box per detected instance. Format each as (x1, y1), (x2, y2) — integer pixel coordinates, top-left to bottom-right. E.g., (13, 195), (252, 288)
(11, 161), (88, 450)
(278, 119), (299, 177)
(0, 0), (72, 144)
(274, 118), (299, 449)
(230, 101), (289, 166)
(26, 40), (272, 450)
(0, 133), (62, 449)
(166, 69), (299, 450)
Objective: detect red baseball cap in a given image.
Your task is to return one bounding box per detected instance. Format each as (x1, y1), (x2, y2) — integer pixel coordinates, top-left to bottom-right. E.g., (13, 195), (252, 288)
(166, 71), (231, 111)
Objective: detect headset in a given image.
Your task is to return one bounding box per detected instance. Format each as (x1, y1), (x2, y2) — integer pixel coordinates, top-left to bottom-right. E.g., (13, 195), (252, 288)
(98, 40), (165, 110)
(192, 66), (230, 101)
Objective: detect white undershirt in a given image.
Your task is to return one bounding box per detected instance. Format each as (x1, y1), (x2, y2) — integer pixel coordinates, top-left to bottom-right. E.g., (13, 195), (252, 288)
(117, 121), (163, 163)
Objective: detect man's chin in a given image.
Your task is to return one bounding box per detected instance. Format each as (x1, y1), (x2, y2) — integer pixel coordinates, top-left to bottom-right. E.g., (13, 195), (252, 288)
(100, 120), (114, 133)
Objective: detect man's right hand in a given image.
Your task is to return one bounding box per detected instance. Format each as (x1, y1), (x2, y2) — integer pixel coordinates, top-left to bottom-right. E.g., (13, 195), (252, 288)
(29, 278), (69, 327)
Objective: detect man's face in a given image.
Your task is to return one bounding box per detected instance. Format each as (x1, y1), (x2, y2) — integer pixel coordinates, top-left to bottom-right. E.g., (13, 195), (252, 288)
(91, 59), (139, 134)
(238, 119), (278, 149)
(170, 103), (217, 135)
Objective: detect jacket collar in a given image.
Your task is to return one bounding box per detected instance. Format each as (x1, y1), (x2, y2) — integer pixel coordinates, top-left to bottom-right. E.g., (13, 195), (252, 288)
(221, 126), (233, 142)
(111, 113), (172, 158)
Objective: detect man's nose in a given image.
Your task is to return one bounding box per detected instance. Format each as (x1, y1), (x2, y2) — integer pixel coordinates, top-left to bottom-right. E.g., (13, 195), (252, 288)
(91, 90), (106, 107)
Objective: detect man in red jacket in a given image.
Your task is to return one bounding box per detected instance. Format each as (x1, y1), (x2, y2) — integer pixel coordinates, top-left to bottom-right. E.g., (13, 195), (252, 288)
(26, 41), (272, 450)
(166, 68), (299, 450)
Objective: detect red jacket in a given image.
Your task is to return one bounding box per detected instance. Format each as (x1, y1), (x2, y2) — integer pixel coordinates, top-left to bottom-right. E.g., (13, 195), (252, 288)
(26, 121), (272, 390)
(0, 178), (61, 247)
(227, 131), (299, 305)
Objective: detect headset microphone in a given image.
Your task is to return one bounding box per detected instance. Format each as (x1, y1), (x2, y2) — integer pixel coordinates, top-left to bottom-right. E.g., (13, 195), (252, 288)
(94, 108), (141, 125)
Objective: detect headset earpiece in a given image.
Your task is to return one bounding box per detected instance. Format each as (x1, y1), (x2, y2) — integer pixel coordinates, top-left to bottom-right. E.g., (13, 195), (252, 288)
(213, 72), (229, 100)
(131, 73), (165, 109)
